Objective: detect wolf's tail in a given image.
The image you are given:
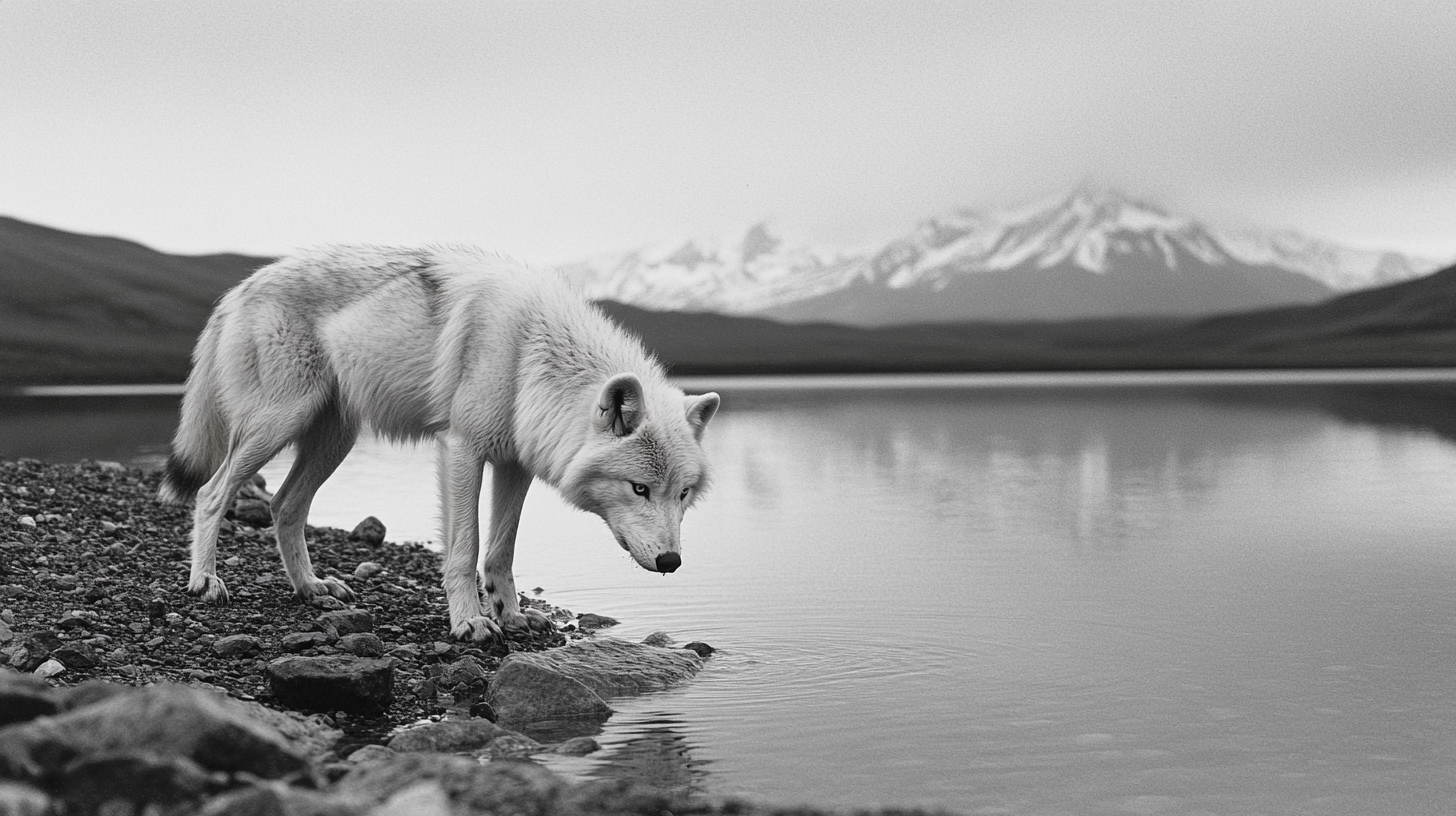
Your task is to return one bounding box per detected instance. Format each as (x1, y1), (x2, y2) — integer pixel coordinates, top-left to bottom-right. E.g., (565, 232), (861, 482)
(159, 321), (229, 505)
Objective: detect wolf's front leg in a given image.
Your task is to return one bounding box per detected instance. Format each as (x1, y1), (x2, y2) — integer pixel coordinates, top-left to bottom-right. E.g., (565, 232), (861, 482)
(438, 436), (502, 642)
(482, 461), (553, 636)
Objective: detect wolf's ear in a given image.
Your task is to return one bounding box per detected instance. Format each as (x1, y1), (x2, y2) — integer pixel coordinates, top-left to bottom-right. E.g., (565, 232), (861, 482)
(684, 392), (720, 441)
(595, 373), (645, 437)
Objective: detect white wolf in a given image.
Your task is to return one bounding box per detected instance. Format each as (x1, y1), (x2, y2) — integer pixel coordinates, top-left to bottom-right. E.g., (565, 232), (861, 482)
(159, 246), (720, 642)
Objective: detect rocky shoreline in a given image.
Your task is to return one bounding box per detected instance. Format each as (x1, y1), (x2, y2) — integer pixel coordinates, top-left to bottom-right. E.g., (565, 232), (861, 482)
(1, 458), (922, 815)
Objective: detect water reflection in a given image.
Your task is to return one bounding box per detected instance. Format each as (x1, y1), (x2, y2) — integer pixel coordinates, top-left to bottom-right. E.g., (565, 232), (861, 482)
(3, 376), (1455, 813)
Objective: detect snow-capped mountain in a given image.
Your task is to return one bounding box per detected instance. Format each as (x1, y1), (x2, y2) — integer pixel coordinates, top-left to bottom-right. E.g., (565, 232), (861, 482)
(557, 187), (1442, 326)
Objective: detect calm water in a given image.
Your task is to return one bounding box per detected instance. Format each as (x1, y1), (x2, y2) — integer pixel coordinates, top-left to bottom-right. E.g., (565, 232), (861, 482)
(5, 372), (1456, 815)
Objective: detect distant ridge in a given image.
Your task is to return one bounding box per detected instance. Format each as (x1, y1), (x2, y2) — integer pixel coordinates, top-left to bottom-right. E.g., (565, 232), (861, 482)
(0, 216), (272, 384)
(561, 187), (1442, 326)
(1, 213), (1453, 386)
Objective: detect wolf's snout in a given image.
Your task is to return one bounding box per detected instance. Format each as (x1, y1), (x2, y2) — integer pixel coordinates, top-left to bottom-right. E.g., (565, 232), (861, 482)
(655, 552), (681, 573)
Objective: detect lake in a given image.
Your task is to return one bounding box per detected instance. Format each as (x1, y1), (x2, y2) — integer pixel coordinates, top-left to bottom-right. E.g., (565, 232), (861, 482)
(4, 370), (1455, 815)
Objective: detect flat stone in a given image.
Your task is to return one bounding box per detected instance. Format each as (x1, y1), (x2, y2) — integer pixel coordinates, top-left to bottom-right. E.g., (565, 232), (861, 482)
(212, 634), (263, 658)
(487, 637), (702, 725)
(386, 718), (518, 753)
(486, 733), (543, 759)
(266, 655), (393, 714)
(318, 609), (373, 636)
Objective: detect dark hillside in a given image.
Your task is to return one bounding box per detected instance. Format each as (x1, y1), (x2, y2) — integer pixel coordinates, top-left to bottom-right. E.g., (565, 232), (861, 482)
(0, 217), (271, 384)
(1143, 262), (1456, 366)
(1, 213), (1453, 384)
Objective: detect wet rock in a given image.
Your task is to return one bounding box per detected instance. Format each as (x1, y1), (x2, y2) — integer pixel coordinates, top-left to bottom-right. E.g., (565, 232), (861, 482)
(683, 641), (717, 658)
(640, 631), (675, 647)
(575, 613), (619, 631)
(266, 655), (393, 714)
(488, 637), (703, 726)
(485, 733), (543, 759)
(0, 684), (310, 782)
(0, 669), (60, 727)
(319, 609), (374, 636)
(338, 632), (384, 658)
(385, 718), (518, 753)
(211, 634), (263, 658)
(348, 517), (386, 546)
(552, 736), (601, 756)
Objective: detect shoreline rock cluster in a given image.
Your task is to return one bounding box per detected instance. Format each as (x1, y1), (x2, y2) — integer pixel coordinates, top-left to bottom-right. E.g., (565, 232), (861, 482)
(0, 459), (739, 813)
(1, 670), (738, 815)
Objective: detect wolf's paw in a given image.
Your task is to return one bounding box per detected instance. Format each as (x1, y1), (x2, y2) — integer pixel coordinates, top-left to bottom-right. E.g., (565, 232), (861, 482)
(451, 615), (505, 643)
(187, 573), (231, 605)
(296, 576), (357, 602)
(499, 607), (554, 636)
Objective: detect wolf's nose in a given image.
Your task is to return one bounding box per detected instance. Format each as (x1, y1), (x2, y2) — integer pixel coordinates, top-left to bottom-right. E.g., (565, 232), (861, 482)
(655, 552), (681, 573)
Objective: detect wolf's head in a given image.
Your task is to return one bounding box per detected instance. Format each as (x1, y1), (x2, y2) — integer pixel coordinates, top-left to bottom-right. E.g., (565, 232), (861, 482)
(559, 372), (719, 573)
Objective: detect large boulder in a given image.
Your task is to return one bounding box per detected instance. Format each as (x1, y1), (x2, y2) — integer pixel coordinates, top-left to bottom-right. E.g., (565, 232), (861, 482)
(266, 655), (393, 714)
(0, 684), (311, 782)
(487, 638), (702, 726)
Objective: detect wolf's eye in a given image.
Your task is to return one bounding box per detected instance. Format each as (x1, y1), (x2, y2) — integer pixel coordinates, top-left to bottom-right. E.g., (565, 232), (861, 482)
(679, 487), (691, 501)
(630, 482), (650, 499)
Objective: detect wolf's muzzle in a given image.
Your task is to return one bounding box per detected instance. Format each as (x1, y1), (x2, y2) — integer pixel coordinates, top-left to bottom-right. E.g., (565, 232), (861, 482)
(655, 552), (681, 573)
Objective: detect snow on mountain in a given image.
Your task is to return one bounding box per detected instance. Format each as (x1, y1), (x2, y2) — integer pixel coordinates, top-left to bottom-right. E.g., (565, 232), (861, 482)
(556, 221), (860, 313)
(557, 187), (1443, 324)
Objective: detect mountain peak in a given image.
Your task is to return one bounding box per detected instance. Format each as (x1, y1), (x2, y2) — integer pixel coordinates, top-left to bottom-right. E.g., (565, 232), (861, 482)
(557, 187), (1442, 324)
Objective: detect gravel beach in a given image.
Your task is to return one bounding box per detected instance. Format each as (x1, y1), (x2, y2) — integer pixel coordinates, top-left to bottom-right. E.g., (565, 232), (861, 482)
(0, 457), (578, 741)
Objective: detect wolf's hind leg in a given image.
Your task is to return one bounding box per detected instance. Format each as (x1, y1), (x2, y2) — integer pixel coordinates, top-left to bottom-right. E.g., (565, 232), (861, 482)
(482, 460), (552, 636)
(188, 429), (289, 604)
(272, 402), (359, 602)
(438, 435), (501, 642)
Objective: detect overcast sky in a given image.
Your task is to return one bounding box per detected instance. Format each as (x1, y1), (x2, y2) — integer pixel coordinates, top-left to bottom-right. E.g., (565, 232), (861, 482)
(2, 1), (1453, 264)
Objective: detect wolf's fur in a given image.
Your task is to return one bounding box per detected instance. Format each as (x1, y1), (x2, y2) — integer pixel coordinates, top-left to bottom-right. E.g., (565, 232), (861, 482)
(160, 246), (719, 641)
